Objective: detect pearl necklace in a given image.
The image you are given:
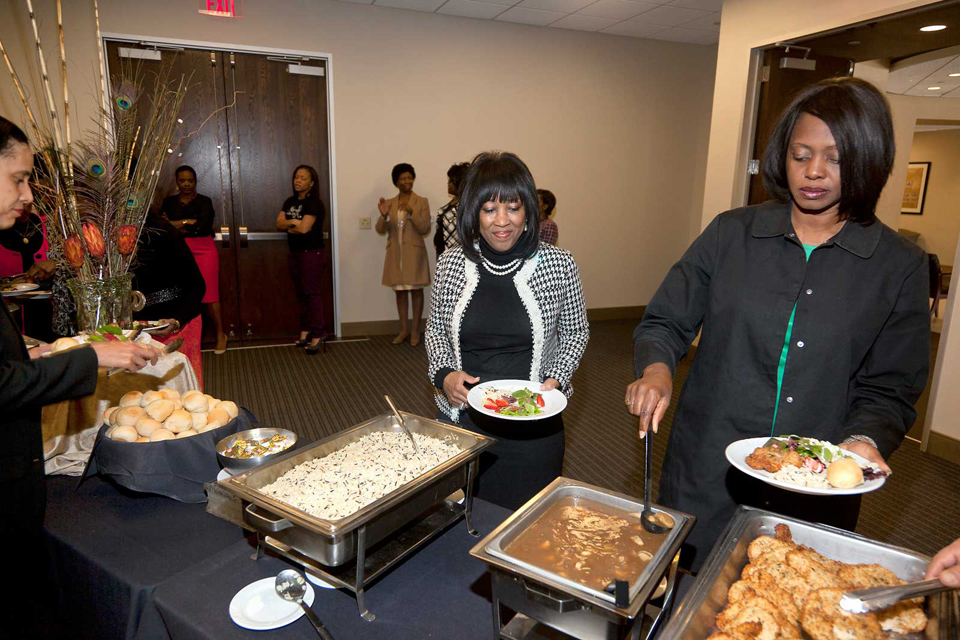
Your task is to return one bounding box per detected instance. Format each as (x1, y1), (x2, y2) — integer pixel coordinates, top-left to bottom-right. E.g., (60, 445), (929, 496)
(480, 252), (521, 276)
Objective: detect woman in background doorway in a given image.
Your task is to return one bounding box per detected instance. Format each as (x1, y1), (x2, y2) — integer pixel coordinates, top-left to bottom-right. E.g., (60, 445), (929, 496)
(434, 162), (470, 256)
(377, 163), (431, 346)
(160, 165), (228, 354)
(276, 164), (328, 354)
(537, 189), (558, 246)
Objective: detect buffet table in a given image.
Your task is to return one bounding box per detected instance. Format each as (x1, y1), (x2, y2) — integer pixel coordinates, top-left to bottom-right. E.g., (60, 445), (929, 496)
(43, 474), (511, 640)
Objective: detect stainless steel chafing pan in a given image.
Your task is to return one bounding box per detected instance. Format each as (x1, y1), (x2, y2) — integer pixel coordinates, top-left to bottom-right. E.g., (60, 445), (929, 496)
(658, 506), (960, 640)
(220, 412), (495, 567)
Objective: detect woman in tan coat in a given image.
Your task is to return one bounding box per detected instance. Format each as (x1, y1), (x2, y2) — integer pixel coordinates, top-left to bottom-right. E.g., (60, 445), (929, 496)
(376, 163), (431, 346)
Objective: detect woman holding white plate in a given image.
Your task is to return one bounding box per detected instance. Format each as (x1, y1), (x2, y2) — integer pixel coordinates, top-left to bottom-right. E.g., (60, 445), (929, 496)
(425, 151), (589, 509)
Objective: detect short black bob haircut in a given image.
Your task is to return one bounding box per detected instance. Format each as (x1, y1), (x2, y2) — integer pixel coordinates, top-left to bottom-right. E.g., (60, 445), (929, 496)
(761, 76), (894, 225)
(537, 189), (556, 217)
(291, 164), (321, 199)
(0, 115), (29, 157)
(458, 151), (540, 264)
(391, 163), (416, 186)
(447, 162), (470, 194)
(174, 165), (197, 180)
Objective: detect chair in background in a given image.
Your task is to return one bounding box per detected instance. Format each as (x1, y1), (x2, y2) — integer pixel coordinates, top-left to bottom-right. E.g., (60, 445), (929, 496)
(929, 253), (943, 318)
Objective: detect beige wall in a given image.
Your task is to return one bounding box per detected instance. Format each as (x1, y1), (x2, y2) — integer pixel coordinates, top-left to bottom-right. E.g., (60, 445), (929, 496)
(901, 129), (960, 264)
(0, 0), (717, 327)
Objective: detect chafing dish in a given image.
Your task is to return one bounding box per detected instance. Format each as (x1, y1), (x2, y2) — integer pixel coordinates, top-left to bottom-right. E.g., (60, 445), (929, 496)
(219, 411), (495, 620)
(470, 477), (695, 640)
(658, 506), (960, 640)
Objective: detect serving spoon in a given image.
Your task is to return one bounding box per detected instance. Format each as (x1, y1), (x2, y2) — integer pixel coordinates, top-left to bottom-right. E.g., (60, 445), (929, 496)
(641, 428), (666, 534)
(275, 569), (335, 640)
(383, 395), (420, 457)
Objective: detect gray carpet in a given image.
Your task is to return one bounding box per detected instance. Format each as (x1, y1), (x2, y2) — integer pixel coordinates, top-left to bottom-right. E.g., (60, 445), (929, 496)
(203, 320), (959, 557)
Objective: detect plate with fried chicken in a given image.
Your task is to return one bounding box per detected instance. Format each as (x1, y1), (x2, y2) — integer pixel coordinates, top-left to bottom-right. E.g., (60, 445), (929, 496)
(726, 436), (887, 496)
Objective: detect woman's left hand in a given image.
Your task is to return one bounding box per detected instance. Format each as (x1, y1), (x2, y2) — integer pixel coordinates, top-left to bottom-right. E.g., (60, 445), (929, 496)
(540, 378), (559, 392)
(839, 441), (891, 474)
(151, 319), (180, 338)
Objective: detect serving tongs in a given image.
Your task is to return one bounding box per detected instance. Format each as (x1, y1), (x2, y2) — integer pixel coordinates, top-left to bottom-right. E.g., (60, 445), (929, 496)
(105, 334), (182, 378)
(840, 578), (955, 613)
(383, 395), (420, 457)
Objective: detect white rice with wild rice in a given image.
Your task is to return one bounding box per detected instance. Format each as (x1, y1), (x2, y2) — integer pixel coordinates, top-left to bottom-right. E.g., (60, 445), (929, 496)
(259, 431), (463, 520)
(770, 464), (831, 489)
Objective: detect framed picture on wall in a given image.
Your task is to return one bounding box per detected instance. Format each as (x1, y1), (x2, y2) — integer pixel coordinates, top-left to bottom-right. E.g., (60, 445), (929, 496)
(902, 162), (931, 215)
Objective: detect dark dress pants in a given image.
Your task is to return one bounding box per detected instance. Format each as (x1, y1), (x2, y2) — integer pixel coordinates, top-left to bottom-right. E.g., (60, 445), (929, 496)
(287, 249), (327, 336)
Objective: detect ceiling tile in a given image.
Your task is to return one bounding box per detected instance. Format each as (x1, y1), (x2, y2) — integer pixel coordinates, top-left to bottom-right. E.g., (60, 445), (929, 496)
(375, 0), (447, 11)
(577, 0), (659, 20)
(694, 29), (719, 44)
(600, 20), (667, 37)
(648, 26), (713, 42)
(338, 0), (375, 4)
(627, 4), (709, 26)
(679, 11), (721, 31)
(516, 0), (595, 12)
(667, 0), (722, 11)
(550, 14), (620, 30)
(436, 0), (509, 18)
(495, 5), (567, 25)
(624, 0), (671, 4)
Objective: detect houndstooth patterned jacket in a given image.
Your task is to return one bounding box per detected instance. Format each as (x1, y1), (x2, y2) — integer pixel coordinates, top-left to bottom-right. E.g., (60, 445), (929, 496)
(425, 242), (590, 422)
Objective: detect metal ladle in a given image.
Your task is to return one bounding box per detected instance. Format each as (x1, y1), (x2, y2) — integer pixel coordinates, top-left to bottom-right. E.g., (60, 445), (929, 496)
(641, 428), (666, 534)
(383, 395), (420, 457)
(275, 569), (335, 640)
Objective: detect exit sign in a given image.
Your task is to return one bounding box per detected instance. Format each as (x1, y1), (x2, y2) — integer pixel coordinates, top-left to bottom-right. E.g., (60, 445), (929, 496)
(199, 0), (241, 17)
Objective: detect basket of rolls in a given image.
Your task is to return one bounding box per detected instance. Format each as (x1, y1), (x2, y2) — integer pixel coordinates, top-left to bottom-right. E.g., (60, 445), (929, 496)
(82, 388), (261, 503)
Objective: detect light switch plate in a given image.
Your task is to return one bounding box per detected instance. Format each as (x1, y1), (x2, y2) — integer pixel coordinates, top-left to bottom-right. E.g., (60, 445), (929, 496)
(359, 217), (371, 230)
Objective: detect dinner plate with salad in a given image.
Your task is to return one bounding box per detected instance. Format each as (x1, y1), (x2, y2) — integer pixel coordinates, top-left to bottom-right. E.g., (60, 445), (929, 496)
(725, 435), (888, 496)
(466, 379), (567, 421)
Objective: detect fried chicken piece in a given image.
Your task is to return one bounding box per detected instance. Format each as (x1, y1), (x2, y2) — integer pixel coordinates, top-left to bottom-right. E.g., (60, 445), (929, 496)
(876, 601), (927, 635)
(748, 536), (797, 563)
(707, 633), (751, 640)
(796, 547), (844, 573)
(786, 550), (846, 591)
(742, 563), (811, 610)
(728, 577), (800, 626)
(839, 562), (925, 607)
(773, 523), (793, 543)
(745, 446), (802, 473)
(800, 588), (883, 640)
(754, 546), (793, 569)
(717, 596), (799, 640)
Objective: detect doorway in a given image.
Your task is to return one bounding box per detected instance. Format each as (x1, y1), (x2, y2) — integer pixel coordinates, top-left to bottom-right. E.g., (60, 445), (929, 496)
(103, 39), (337, 348)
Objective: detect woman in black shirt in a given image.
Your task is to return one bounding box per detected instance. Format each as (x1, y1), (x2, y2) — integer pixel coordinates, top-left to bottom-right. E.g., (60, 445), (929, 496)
(276, 164), (328, 354)
(160, 165), (228, 354)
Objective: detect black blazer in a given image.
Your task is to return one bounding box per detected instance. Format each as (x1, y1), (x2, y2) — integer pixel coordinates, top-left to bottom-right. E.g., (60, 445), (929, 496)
(0, 302), (99, 483)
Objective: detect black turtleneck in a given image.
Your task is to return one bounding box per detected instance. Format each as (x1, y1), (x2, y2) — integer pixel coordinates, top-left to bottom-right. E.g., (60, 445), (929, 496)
(457, 236), (534, 385)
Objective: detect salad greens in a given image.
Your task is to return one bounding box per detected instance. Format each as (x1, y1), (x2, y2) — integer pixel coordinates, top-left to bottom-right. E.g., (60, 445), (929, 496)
(483, 388), (545, 416)
(771, 435), (848, 466)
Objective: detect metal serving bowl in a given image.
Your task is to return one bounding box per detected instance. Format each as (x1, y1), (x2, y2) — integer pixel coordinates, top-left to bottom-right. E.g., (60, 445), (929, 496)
(216, 427), (297, 475)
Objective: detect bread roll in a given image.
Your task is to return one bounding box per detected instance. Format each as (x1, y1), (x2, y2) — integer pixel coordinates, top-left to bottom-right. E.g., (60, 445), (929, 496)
(149, 429), (176, 442)
(207, 408), (230, 426)
(203, 394), (216, 406)
(217, 401), (239, 420)
(198, 420), (221, 433)
(116, 406), (146, 427)
(163, 409), (192, 434)
(182, 393), (208, 413)
(51, 336), (80, 353)
(144, 399), (175, 422)
(171, 398), (183, 410)
(111, 425), (139, 442)
(140, 390), (165, 407)
(103, 406), (119, 426)
(119, 391), (143, 408)
(135, 417), (163, 437)
(135, 436), (150, 443)
(190, 412), (208, 431)
(827, 458), (864, 488)
(176, 429), (198, 439)
(105, 426), (116, 439)
(182, 389), (202, 400)
(159, 388), (181, 401)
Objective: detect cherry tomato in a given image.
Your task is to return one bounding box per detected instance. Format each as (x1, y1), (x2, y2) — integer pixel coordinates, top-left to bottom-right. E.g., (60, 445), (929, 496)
(496, 398), (509, 407)
(483, 401), (498, 410)
(536, 394), (545, 407)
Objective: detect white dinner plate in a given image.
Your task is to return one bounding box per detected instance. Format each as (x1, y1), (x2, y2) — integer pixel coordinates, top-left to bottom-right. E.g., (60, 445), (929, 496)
(138, 321), (170, 333)
(466, 379), (567, 421)
(217, 468), (232, 482)
(304, 571), (338, 589)
(725, 437), (886, 496)
(228, 577), (315, 631)
(1, 282), (39, 297)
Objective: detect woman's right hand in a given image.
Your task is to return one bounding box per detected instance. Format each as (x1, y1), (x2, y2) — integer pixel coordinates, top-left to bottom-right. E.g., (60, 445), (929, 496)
(926, 538), (960, 587)
(378, 197), (390, 217)
(91, 342), (162, 372)
(625, 362), (673, 438)
(444, 370), (479, 408)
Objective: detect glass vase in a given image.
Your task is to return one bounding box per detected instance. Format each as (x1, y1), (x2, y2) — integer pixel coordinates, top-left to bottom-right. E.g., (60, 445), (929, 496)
(67, 275), (145, 332)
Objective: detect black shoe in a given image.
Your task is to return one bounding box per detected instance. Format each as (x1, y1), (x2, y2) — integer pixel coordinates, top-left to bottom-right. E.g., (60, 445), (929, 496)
(295, 334), (312, 347)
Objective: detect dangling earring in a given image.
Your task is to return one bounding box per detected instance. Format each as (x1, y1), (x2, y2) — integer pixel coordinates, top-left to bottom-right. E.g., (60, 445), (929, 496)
(524, 222), (528, 232)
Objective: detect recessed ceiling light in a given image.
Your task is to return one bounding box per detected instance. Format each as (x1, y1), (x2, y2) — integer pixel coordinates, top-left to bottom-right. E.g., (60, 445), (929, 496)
(950, 73), (960, 77)
(920, 25), (947, 32)
(927, 86), (942, 90)
(848, 40), (861, 45)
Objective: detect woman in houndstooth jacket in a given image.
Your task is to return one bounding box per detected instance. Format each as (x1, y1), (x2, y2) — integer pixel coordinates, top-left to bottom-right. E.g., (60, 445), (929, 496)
(425, 151), (589, 509)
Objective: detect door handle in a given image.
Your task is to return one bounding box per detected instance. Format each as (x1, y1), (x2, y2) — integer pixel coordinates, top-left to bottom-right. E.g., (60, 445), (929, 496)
(216, 226), (230, 248)
(239, 226), (248, 248)
(246, 232), (288, 241)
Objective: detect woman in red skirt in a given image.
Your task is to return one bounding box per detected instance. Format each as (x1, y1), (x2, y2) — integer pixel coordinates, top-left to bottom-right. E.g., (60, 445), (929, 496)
(161, 165), (228, 354)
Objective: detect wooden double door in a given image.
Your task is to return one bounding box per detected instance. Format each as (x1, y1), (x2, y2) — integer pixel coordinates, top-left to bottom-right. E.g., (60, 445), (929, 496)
(105, 41), (335, 346)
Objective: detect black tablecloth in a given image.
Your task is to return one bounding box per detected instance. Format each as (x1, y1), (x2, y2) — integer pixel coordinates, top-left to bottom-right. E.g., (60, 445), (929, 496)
(145, 499), (511, 639)
(44, 475), (247, 640)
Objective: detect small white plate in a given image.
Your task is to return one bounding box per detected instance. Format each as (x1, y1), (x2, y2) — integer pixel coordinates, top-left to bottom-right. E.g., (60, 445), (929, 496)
(217, 468), (232, 482)
(2, 282), (39, 297)
(304, 571), (338, 589)
(466, 379), (567, 421)
(228, 577), (314, 631)
(725, 437), (886, 496)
